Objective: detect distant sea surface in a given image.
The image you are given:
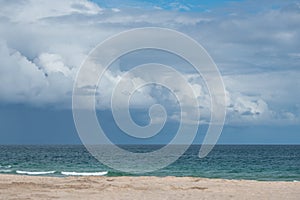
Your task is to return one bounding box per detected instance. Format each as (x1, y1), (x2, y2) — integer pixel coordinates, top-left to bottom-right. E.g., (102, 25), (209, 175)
(0, 145), (299, 181)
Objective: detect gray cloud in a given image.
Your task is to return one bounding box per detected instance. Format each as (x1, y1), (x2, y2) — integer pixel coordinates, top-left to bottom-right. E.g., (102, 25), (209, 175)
(0, 0), (299, 125)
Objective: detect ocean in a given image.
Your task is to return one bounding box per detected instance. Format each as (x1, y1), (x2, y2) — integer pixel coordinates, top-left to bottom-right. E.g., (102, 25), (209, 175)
(0, 145), (299, 181)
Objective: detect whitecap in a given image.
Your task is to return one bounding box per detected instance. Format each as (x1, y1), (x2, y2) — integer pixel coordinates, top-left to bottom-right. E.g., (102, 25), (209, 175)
(61, 171), (108, 176)
(16, 170), (56, 175)
(0, 165), (11, 169)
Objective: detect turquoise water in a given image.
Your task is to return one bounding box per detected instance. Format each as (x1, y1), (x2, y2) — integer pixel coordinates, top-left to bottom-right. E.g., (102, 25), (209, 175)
(0, 145), (299, 181)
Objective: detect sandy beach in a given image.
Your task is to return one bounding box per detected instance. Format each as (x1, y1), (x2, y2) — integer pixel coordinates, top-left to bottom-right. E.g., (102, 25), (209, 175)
(0, 175), (299, 200)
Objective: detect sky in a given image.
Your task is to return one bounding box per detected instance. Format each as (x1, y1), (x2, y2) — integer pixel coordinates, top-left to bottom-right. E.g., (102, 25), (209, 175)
(0, 0), (299, 144)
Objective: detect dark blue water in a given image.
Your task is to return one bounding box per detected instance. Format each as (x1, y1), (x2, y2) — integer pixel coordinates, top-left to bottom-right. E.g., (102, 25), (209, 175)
(0, 145), (299, 181)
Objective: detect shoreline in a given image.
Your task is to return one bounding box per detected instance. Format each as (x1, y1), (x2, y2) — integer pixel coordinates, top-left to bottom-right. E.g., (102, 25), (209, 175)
(1, 172), (299, 182)
(0, 174), (299, 199)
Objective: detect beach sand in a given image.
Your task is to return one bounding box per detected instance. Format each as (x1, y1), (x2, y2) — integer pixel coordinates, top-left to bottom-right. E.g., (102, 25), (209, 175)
(0, 174), (299, 200)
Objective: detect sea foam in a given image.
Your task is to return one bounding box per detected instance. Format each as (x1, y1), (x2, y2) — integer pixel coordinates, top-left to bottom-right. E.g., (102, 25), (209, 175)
(61, 171), (108, 176)
(16, 170), (56, 175)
